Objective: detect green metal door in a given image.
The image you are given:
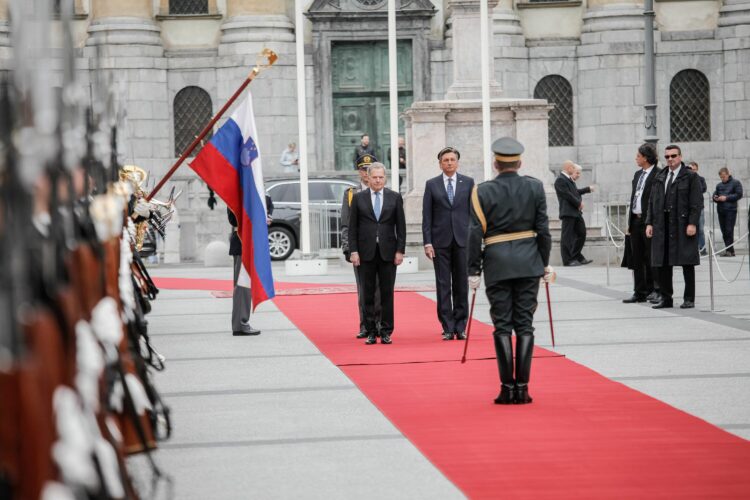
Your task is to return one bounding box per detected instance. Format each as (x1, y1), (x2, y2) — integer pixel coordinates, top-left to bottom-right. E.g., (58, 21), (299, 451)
(332, 40), (413, 170)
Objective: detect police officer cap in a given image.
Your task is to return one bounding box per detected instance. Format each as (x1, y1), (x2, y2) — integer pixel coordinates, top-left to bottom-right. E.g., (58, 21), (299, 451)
(356, 153), (377, 169)
(492, 137), (524, 162)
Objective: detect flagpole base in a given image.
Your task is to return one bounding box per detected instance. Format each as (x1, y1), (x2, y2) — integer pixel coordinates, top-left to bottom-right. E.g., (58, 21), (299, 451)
(284, 256), (328, 276)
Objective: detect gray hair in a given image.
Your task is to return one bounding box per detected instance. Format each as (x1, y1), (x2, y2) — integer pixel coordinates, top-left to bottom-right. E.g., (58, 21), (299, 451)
(367, 162), (387, 175)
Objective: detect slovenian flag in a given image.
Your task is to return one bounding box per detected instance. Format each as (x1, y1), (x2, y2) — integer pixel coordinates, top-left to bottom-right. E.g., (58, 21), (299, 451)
(190, 92), (275, 308)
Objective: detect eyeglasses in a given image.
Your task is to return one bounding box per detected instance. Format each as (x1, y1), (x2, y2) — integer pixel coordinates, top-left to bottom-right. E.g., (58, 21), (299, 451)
(665, 154), (680, 159)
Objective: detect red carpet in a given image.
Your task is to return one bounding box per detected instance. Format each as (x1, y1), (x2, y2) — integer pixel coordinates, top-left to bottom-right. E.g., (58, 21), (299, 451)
(273, 290), (750, 499)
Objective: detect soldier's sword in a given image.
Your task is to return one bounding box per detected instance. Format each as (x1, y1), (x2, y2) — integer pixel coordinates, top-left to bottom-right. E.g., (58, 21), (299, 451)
(545, 281), (556, 348)
(460, 289), (478, 364)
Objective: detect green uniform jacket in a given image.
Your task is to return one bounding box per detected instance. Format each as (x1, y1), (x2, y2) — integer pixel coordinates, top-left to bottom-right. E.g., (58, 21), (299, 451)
(467, 171), (552, 285)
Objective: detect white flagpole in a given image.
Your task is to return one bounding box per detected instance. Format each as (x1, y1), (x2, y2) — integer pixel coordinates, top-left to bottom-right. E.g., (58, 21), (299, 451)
(480, 0), (492, 181)
(295, 0), (311, 254)
(388, 0), (400, 192)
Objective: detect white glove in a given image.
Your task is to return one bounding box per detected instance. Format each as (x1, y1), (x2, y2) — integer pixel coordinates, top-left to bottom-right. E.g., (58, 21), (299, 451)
(133, 199), (152, 219)
(468, 276), (481, 290)
(542, 266), (556, 284)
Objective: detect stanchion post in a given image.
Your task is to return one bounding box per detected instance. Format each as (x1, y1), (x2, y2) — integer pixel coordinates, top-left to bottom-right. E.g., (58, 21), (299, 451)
(708, 230), (716, 311)
(605, 219), (611, 286)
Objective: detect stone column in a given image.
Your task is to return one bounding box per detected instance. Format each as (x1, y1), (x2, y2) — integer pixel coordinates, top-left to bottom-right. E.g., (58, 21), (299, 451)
(492, 0), (527, 98)
(217, 0), (298, 176)
(0, 0), (9, 52)
(87, 0), (162, 51)
(718, 0), (750, 179)
(444, 0), (502, 100)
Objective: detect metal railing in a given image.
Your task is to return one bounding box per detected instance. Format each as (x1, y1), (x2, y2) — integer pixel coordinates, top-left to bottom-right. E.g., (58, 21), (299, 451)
(308, 202), (343, 257)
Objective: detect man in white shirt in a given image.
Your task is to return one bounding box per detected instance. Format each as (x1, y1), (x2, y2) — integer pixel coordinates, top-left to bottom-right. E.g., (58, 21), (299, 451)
(623, 143), (661, 303)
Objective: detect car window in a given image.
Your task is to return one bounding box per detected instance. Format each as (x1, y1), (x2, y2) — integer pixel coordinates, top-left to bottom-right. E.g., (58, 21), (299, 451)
(269, 183), (300, 203)
(330, 182), (353, 202)
(309, 182), (334, 202)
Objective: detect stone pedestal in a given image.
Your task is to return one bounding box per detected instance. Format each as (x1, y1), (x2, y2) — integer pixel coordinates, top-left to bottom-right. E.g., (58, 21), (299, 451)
(445, 0), (503, 100)
(402, 98), (554, 269)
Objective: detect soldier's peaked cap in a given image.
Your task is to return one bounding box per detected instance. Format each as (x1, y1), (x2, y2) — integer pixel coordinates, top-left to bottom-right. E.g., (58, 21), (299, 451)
(356, 153), (377, 169)
(492, 137), (524, 162)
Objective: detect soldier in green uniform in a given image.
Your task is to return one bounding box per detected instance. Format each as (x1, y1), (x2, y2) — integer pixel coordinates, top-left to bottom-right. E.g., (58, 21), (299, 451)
(466, 137), (553, 405)
(342, 153), (381, 338)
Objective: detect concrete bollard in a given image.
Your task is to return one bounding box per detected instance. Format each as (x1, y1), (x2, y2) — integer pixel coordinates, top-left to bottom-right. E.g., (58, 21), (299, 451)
(204, 240), (231, 267)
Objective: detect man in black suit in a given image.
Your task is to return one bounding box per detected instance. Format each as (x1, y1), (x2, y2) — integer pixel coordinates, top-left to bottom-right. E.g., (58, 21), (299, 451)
(554, 160), (593, 266)
(646, 144), (702, 309)
(349, 163), (407, 345)
(623, 143), (661, 304)
(467, 137), (553, 405)
(422, 146), (475, 340)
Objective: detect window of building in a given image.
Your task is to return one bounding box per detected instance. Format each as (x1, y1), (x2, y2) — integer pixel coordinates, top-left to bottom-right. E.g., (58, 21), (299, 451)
(670, 69), (710, 142)
(173, 86), (213, 157)
(169, 0), (208, 15)
(534, 75), (574, 147)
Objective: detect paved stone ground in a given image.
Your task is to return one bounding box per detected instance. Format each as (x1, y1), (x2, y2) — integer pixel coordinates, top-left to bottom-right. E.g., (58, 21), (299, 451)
(130, 255), (750, 498)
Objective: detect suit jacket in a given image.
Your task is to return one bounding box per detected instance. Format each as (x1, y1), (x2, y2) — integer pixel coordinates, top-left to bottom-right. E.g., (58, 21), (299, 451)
(627, 166), (661, 232)
(349, 188), (406, 262)
(422, 173), (475, 248)
(645, 164), (702, 267)
(554, 174), (589, 218)
(467, 172), (552, 285)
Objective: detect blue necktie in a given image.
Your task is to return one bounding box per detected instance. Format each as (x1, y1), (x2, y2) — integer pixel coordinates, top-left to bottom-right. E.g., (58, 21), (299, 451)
(374, 191), (381, 220)
(447, 177), (454, 205)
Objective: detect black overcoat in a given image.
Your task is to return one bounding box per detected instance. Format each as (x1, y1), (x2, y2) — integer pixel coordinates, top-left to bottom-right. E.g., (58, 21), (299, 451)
(645, 165), (702, 267)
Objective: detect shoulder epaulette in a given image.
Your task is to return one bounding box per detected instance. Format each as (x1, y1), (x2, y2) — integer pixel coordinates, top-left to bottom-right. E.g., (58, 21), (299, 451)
(347, 187), (355, 207)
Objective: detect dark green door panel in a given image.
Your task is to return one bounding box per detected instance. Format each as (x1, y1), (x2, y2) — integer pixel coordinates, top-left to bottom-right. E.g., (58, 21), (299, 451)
(332, 40), (413, 171)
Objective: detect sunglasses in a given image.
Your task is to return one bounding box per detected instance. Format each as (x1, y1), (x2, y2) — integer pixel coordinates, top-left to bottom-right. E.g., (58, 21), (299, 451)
(665, 154), (680, 159)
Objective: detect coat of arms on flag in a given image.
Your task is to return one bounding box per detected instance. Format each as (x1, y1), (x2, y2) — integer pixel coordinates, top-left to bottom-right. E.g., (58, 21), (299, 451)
(189, 92), (275, 308)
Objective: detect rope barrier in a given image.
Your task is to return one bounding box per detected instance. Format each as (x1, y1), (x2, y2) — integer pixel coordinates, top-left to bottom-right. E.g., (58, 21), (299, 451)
(603, 217), (626, 249)
(706, 231), (747, 284)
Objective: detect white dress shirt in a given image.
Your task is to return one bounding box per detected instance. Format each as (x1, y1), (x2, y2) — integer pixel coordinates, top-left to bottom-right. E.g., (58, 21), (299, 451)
(632, 165), (654, 215)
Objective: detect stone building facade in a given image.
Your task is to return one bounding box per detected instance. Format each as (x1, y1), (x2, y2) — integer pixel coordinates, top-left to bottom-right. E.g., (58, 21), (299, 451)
(0, 0), (747, 261)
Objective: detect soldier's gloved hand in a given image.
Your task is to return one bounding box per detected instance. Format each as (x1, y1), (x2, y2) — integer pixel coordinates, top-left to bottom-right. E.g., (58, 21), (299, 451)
(468, 275), (481, 290)
(542, 266), (556, 284)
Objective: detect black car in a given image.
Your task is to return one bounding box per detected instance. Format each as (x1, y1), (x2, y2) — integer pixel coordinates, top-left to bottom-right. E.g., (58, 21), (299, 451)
(265, 177), (358, 260)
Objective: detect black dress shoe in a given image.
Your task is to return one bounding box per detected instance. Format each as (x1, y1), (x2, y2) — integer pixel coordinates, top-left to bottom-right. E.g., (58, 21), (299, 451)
(564, 261), (582, 267)
(494, 385), (515, 405)
(579, 258), (593, 265)
(680, 300), (695, 309)
(622, 295), (647, 304)
(365, 334), (377, 345)
(652, 300), (673, 309)
(380, 334), (392, 344)
(233, 328), (261, 336)
(646, 291), (659, 301)
(648, 294), (662, 304)
(356, 331), (369, 339)
(456, 331), (467, 340)
(514, 386), (533, 405)
(442, 332), (455, 341)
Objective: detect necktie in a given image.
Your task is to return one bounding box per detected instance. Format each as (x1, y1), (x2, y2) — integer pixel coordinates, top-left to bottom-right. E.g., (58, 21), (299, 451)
(665, 171), (674, 193)
(447, 177), (454, 205)
(374, 191), (381, 220)
(632, 171), (645, 211)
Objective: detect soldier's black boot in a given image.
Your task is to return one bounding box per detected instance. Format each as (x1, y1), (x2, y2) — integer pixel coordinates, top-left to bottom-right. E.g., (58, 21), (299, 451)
(492, 334), (515, 404)
(514, 334), (534, 404)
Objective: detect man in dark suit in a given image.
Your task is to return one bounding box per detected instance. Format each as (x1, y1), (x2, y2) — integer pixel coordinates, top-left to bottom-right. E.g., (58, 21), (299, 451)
(623, 143), (662, 304)
(341, 153), (381, 338)
(554, 160), (593, 266)
(349, 163), (407, 345)
(646, 144), (702, 309)
(467, 137), (552, 405)
(227, 195), (273, 336)
(422, 146), (475, 340)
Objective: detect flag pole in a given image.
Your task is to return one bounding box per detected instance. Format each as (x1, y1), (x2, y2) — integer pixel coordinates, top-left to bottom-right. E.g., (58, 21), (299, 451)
(147, 49), (278, 201)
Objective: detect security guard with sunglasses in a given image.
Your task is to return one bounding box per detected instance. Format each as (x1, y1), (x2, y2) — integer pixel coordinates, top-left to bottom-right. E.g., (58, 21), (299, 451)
(466, 137), (553, 405)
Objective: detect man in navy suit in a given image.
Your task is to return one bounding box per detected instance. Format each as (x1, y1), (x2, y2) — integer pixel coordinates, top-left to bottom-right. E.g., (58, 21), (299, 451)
(349, 163), (407, 345)
(422, 147), (475, 340)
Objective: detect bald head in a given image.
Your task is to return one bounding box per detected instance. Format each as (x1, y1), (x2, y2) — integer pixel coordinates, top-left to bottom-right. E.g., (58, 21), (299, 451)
(562, 160), (579, 175)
